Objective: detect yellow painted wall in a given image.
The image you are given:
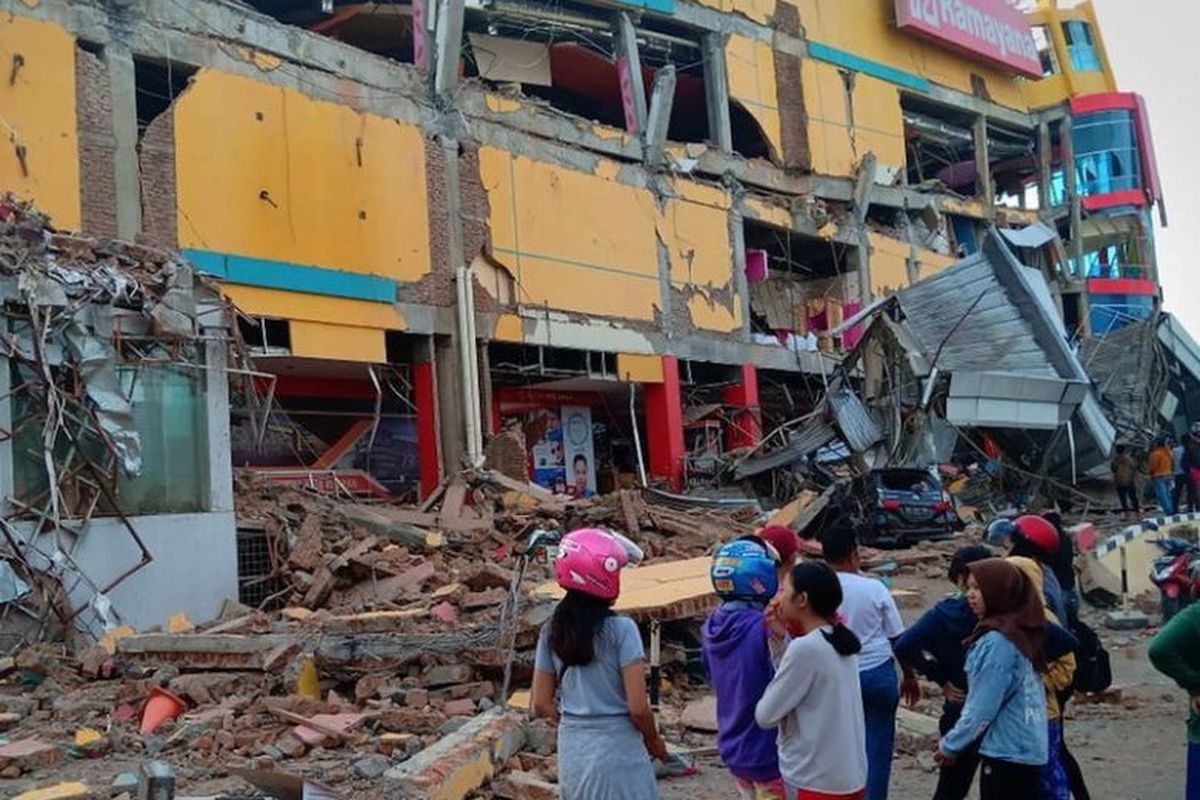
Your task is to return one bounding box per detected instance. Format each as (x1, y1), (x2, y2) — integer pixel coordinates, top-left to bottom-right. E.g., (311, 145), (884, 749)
(868, 232), (911, 297)
(802, 60), (905, 178)
(689, 0), (776, 26)
(725, 36), (782, 162)
(617, 353), (664, 383)
(478, 147), (661, 321)
(289, 320), (386, 363)
(869, 232), (958, 296)
(659, 184), (741, 333)
(222, 285), (407, 331)
(478, 149), (740, 332)
(796, 0), (1028, 111)
(174, 69), (431, 283)
(0, 15), (81, 230)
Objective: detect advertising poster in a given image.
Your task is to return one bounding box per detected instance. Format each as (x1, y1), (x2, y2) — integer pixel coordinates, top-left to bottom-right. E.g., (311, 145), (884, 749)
(527, 408), (566, 493)
(561, 405), (596, 498)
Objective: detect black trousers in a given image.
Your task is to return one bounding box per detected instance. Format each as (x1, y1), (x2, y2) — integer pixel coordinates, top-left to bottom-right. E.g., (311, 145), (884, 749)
(1175, 473), (1198, 512)
(979, 757), (1041, 799)
(934, 709), (979, 800)
(1116, 484), (1140, 513)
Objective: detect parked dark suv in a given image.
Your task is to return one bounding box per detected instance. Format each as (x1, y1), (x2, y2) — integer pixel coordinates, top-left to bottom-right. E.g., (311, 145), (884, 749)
(859, 467), (958, 547)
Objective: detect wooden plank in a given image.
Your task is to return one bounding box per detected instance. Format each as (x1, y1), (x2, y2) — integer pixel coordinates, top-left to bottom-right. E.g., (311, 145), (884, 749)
(441, 480), (468, 520)
(342, 506), (444, 551)
(531, 557), (716, 623)
(619, 490), (641, 535)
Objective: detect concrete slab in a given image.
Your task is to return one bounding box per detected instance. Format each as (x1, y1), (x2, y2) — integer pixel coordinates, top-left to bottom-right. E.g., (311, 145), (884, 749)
(384, 709), (525, 800)
(532, 557), (717, 623)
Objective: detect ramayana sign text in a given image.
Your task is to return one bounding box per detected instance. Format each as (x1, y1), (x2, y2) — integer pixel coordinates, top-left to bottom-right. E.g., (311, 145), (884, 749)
(896, 0), (1042, 78)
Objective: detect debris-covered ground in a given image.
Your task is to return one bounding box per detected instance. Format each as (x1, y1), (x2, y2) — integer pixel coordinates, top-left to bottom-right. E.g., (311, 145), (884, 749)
(0, 477), (1191, 799)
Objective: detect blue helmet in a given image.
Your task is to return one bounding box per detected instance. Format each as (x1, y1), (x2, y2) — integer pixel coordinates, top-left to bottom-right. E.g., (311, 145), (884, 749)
(710, 538), (779, 602)
(985, 517), (1017, 546)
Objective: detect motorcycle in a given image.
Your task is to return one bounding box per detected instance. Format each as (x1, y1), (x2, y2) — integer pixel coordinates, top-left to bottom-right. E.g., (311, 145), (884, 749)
(1149, 537), (1200, 621)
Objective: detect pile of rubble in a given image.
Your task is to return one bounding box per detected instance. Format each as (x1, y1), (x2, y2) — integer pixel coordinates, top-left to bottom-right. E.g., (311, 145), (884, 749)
(0, 469), (759, 799)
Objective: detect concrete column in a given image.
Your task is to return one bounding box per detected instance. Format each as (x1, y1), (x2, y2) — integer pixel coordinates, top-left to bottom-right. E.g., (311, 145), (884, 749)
(722, 363), (761, 451)
(412, 358), (441, 499)
(702, 33), (733, 154)
(1037, 119), (1053, 210)
(204, 336), (234, 513)
(433, 334), (467, 477)
(433, 0), (465, 99)
(613, 12), (648, 135)
(973, 114), (993, 208)
(104, 44), (142, 240)
(729, 206), (751, 341)
(645, 355), (685, 491)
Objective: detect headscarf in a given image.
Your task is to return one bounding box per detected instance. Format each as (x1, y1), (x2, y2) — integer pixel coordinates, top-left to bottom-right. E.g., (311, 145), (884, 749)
(965, 558), (1048, 672)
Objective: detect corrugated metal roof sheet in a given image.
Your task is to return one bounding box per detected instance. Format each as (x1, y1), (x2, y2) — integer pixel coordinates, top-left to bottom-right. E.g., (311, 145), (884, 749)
(733, 417), (838, 480)
(894, 251), (1058, 375)
(828, 385), (882, 453)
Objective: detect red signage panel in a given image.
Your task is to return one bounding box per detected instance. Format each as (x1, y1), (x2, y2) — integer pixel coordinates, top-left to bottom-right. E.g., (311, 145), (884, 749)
(895, 0), (1042, 78)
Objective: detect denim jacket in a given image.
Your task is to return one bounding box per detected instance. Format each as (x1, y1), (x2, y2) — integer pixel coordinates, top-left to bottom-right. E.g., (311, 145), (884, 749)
(939, 630), (1049, 766)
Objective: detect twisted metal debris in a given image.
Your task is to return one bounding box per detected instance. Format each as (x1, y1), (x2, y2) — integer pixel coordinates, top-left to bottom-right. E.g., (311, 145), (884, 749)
(0, 195), (238, 650)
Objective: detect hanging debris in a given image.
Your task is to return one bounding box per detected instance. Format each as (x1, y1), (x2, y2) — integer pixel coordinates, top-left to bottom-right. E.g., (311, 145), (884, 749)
(0, 196), (237, 648)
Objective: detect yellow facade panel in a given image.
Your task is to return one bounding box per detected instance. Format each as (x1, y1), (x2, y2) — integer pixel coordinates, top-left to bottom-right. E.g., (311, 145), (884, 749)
(477, 147), (661, 321)
(617, 353), (664, 384)
(493, 313), (524, 342)
(868, 232), (912, 298)
(659, 195), (741, 333)
(174, 69), (431, 283)
(0, 15), (81, 230)
(221, 284), (407, 330)
(289, 320), (387, 363)
(743, 197), (793, 228)
(725, 36), (783, 161)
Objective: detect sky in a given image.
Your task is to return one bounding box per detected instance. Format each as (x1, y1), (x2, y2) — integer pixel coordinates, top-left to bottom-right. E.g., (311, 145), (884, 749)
(1091, 0), (1200, 338)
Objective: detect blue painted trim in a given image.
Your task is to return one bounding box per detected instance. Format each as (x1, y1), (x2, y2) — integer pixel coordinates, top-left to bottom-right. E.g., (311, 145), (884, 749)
(806, 41), (932, 93)
(184, 249), (398, 303)
(614, 0), (675, 13)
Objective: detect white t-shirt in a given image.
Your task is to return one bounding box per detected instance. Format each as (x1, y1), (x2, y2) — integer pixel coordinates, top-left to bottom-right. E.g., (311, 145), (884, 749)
(755, 628), (868, 794)
(836, 572), (904, 672)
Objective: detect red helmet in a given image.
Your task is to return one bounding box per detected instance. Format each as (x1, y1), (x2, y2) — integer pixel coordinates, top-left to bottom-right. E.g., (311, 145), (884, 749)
(1012, 515), (1059, 555)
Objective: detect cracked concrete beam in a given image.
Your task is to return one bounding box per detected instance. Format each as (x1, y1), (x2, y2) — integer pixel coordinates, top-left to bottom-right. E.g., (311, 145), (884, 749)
(614, 12), (648, 135)
(434, 0), (466, 99)
(644, 65), (677, 167)
(702, 33), (733, 154)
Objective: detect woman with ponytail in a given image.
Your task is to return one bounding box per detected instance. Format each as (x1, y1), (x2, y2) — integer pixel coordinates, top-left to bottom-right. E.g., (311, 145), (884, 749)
(531, 529), (666, 800)
(755, 561), (869, 800)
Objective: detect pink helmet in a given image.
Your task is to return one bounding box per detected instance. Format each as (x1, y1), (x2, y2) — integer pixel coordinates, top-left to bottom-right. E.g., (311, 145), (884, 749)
(554, 528), (644, 601)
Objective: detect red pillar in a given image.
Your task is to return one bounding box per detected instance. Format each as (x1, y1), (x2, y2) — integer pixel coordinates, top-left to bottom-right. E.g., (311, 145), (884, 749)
(645, 355), (685, 492)
(413, 361), (441, 500)
(723, 363), (762, 451)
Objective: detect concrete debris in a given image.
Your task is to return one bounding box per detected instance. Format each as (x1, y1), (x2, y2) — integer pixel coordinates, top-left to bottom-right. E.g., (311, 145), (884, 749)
(0, 462), (761, 797)
(0, 195), (243, 650)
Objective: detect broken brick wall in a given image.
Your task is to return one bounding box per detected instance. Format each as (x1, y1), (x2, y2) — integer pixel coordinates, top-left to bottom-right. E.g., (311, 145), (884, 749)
(772, 4), (810, 172)
(75, 45), (118, 239)
(138, 108), (178, 249)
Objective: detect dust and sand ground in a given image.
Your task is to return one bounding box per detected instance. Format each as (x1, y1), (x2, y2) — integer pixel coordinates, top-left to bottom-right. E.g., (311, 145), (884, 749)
(663, 571), (1190, 800)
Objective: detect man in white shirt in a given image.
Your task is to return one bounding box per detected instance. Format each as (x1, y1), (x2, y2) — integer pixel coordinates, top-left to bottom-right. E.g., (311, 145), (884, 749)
(821, 526), (905, 800)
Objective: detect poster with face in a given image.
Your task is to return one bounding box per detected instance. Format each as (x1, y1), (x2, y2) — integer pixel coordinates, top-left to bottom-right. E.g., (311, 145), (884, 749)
(561, 405), (596, 498)
(527, 408), (565, 493)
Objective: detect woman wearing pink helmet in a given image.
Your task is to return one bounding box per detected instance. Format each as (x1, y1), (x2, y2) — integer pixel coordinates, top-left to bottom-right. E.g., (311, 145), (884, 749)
(531, 528), (667, 800)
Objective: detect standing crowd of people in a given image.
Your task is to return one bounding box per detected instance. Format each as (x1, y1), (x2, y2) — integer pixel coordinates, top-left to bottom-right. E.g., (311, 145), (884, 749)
(1112, 422), (1200, 519)
(529, 516), (1198, 800)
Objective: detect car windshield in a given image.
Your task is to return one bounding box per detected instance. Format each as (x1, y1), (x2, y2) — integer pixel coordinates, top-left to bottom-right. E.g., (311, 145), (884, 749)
(877, 471), (934, 493)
